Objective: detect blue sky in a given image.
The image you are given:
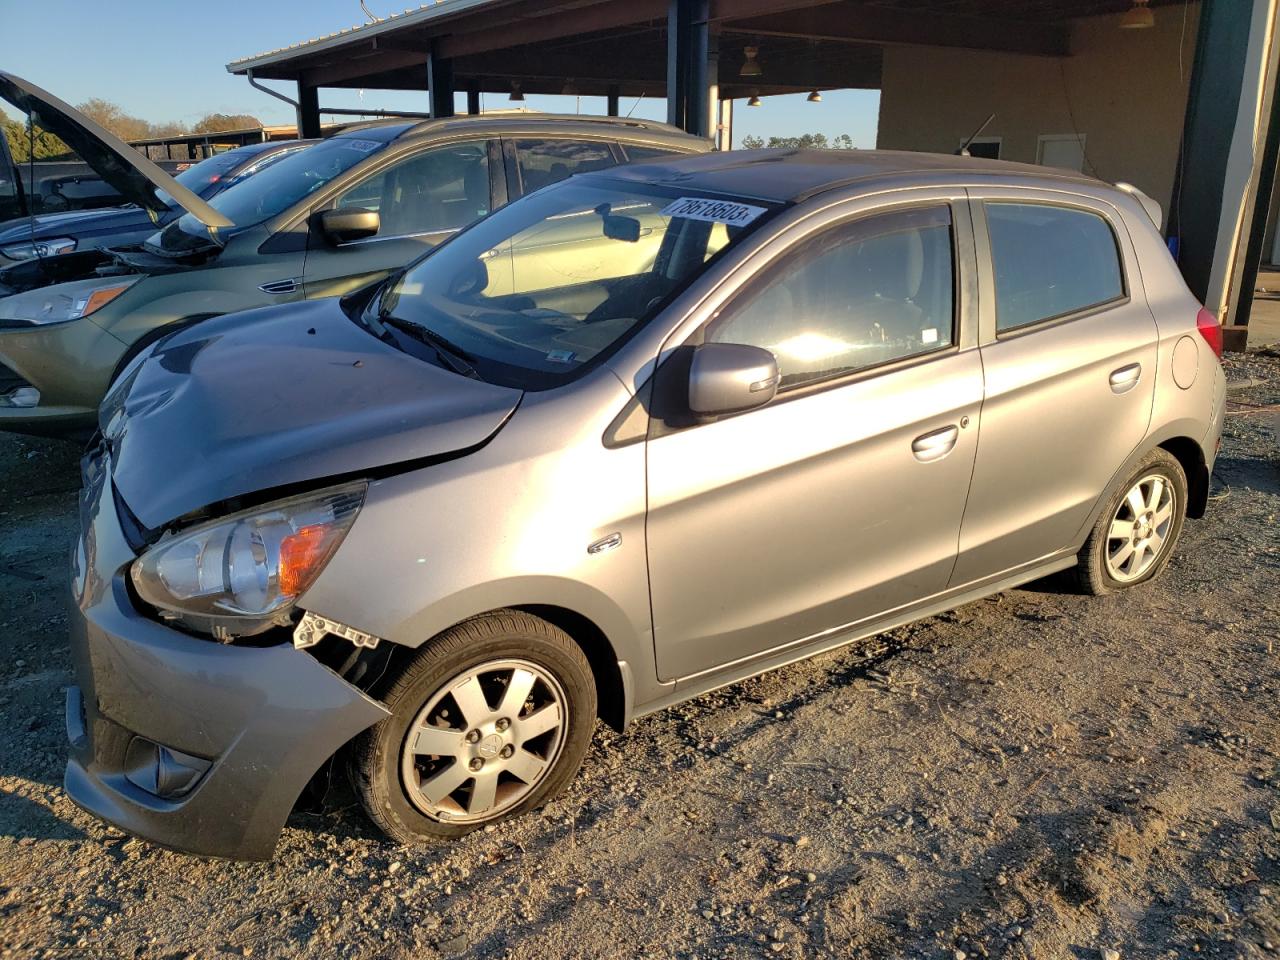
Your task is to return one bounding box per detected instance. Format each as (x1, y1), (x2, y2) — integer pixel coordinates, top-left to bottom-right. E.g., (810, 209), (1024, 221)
(0, 0), (879, 147)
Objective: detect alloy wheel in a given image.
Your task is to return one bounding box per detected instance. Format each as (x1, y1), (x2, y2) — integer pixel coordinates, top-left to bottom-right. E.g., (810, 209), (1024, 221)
(399, 658), (568, 823)
(1104, 472), (1176, 583)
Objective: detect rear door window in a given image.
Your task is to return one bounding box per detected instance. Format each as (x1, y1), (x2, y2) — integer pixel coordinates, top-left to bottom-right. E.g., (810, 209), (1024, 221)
(621, 144), (686, 163)
(985, 202), (1124, 332)
(514, 139), (616, 193)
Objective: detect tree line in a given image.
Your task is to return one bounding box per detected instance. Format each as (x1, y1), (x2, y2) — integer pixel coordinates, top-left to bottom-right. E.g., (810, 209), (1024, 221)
(2, 99), (262, 162)
(740, 133), (858, 150)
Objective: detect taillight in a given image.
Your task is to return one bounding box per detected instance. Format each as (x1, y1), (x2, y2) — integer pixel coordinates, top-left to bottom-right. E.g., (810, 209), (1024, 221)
(1196, 307), (1223, 359)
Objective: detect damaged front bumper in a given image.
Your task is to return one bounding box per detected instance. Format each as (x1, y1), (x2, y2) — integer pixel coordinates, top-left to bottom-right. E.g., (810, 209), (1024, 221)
(64, 453), (389, 860)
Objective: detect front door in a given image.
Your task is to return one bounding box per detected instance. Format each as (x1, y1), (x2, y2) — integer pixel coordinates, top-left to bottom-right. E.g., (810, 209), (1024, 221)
(646, 200), (984, 681)
(302, 139), (499, 300)
(951, 192), (1159, 585)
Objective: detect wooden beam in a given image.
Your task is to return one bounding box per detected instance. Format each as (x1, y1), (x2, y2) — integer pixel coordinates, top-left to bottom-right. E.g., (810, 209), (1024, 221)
(721, 1), (1070, 57)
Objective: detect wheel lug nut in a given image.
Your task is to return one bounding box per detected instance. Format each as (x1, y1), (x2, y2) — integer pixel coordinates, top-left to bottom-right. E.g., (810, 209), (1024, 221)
(469, 758), (484, 771)
(500, 745), (514, 759)
(495, 718), (510, 732)
(466, 730), (481, 744)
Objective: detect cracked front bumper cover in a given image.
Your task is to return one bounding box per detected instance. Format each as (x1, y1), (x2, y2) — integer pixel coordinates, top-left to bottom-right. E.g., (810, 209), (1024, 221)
(64, 456), (389, 860)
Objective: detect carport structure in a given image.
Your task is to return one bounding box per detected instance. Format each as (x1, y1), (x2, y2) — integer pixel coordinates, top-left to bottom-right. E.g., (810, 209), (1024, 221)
(228, 0), (1280, 335)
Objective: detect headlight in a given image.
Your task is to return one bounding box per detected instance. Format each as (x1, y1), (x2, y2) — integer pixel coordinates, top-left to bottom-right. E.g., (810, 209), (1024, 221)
(131, 484), (365, 640)
(0, 237), (76, 260)
(5, 276), (140, 325)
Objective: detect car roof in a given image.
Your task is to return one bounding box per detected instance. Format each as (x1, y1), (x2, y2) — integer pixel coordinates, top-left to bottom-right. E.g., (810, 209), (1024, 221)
(589, 148), (1103, 203)
(331, 114), (706, 148)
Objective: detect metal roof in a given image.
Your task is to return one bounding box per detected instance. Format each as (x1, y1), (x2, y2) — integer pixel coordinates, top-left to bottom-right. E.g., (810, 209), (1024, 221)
(227, 0), (500, 74)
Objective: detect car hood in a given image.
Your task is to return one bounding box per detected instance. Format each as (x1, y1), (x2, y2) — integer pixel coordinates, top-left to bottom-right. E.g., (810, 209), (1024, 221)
(0, 205), (151, 245)
(104, 298), (524, 530)
(0, 72), (230, 230)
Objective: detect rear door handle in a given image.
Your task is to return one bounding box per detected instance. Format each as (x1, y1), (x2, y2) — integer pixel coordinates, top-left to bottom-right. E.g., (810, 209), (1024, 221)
(912, 425), (959, 463)
(1109, 362), (1142, 394)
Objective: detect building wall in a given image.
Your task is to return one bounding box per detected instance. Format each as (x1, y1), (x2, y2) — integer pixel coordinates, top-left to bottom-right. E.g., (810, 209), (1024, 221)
(876, 5), (1200, 217)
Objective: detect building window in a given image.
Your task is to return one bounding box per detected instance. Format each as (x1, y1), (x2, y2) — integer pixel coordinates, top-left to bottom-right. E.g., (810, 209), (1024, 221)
(961, 137), (1002, 160)
(1036, 134), (1087, 173)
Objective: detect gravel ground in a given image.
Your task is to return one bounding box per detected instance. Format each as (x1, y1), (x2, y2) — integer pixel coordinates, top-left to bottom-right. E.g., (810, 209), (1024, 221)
(1, 351), (1277, 960)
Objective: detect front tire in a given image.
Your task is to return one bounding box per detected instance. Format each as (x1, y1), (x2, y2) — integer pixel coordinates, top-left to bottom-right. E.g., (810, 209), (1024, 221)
(350, 610), (596, 844)
(1076, 448), (1187, 595)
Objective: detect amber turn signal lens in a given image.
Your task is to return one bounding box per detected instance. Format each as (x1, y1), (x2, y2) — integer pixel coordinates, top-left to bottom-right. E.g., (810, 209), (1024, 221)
(279, 524), (334, 597)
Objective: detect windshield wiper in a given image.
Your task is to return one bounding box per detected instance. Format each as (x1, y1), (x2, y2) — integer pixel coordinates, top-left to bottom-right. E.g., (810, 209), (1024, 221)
(381, 314), (480, 379)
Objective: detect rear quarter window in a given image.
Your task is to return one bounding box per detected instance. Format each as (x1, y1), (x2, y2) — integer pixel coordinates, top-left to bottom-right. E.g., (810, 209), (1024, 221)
(621, 144), (686, 162)
(985, 202), (1125, 332)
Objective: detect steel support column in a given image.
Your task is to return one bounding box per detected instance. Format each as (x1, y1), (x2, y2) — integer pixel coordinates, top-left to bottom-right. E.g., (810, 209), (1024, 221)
(297, 83), (321, 139)
(466, 85), (481, 115)
(1171, 0), (1280, 328)
(667, 0), (714, 137)
(427, 44), (456, 119)
(607, 85), (621, 117)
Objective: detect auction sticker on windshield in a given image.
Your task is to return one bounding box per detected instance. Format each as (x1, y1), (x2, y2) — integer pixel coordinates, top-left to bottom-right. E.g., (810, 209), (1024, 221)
(661, 197), (767, 226)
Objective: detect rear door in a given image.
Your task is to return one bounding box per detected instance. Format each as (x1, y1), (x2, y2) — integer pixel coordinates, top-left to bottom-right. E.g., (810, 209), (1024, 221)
(951, 189), (1158, 585)
(301, 138), (500, 300)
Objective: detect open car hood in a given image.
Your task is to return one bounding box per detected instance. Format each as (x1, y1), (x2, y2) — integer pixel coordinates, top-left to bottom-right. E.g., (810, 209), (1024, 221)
(0, 72), (231, 230)
(103, 298), (523, 530)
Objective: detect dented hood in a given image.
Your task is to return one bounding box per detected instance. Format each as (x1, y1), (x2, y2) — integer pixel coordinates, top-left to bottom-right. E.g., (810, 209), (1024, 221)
(105, 299), (523, 530)
(0, 71), (232, 230)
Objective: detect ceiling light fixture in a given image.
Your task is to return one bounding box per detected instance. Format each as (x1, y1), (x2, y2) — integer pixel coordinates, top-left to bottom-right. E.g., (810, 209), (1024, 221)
(807, 90), (822, 103)
(747, 93), (762, 107)
(1120, 0), (1154, 29)
(509, 82), (525, 102)
(740, 46), (763, 78)
(561, 79), (579, 96)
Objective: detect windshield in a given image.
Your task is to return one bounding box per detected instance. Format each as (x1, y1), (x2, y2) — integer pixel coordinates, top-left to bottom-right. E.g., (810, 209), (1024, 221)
(170, 135), (389, 237)
(154, 151), (251, 208)
(377, 178), (776, 389)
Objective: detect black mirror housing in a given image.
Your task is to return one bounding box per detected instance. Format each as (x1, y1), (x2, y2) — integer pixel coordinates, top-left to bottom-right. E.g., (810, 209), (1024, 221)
(318, 207), (380, 245)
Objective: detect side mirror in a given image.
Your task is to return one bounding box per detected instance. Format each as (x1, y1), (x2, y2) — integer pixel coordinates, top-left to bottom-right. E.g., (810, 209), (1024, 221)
(318, 207), (380, 245)
(688, 342), (780, 417)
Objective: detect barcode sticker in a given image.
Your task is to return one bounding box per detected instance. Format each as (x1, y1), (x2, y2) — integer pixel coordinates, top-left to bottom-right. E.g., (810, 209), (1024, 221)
(661, 197), (767, 226)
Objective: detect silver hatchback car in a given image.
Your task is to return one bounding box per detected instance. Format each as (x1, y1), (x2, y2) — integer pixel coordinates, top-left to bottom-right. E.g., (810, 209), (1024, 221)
(68, 150), (1226, 859)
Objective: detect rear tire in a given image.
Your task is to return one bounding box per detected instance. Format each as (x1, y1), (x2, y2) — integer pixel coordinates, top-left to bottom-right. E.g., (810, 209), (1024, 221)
(1075, 448), (1187, 595)
(350, 610), (596, 844)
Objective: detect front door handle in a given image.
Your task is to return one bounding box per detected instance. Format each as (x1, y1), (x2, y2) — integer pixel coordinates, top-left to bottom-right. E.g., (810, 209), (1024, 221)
(1109, 362), (1142, 394)
(912, 425), (959, 463)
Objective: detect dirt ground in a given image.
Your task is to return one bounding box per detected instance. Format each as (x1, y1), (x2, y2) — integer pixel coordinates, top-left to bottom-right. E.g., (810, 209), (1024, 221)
(0, 351), (1277, 960)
